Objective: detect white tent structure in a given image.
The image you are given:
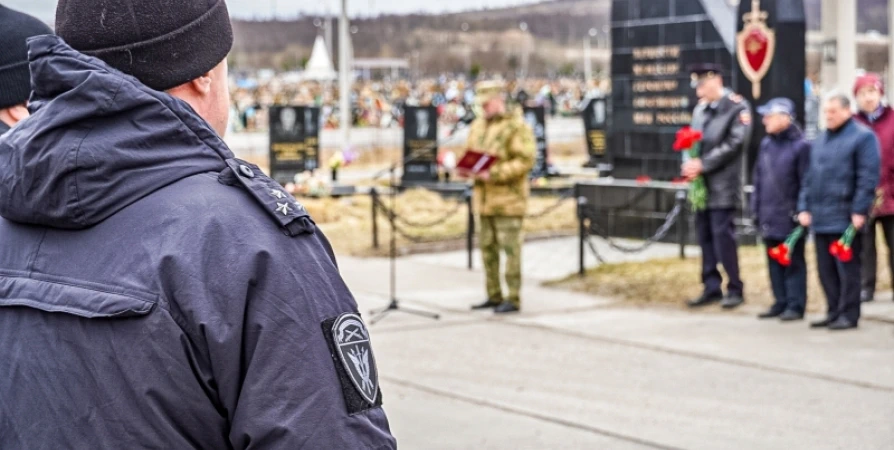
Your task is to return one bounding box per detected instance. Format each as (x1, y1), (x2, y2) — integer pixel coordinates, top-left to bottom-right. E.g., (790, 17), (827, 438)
(303, 35), (337, 82)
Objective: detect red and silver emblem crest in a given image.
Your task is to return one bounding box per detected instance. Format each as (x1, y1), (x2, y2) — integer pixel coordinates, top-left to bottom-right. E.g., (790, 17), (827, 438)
(737, 0), (776, 99)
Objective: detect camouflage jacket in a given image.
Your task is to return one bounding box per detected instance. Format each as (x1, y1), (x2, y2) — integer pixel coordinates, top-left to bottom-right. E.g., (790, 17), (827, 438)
(465, 112), (536, 217)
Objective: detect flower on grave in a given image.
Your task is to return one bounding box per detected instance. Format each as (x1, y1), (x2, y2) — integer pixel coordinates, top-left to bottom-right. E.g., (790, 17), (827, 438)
(438, 150), (457, 170)
(672, 126), (707, 212)
(329, 151), (345, 170)
(635, 175), (652, 184)
(343, 148), (357, 166)
(829, 225), (857, 263)
(768, 226), (804, 267)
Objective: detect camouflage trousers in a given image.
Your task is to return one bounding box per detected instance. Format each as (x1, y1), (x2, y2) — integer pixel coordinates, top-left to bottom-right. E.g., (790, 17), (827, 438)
(479, 215), (524, 306)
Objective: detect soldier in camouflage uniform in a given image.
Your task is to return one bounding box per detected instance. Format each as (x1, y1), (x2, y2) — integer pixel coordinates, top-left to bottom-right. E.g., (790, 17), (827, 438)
(463, 80), (536, 314)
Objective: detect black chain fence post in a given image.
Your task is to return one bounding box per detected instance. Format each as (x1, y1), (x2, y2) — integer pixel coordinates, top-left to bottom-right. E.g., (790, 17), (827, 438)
(676, 189), (687, 260)
(576, 184), (587, 277)
(371, 188), (379, 249)
(466, 187), (474, 270)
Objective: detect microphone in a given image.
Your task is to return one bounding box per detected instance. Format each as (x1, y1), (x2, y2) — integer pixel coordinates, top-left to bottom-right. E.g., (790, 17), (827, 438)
(448, 110), (476, 136)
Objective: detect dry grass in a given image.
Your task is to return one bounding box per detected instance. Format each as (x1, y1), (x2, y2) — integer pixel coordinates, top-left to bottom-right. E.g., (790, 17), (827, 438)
(548, 241), (893, 313)
(299, 189), (578, 256)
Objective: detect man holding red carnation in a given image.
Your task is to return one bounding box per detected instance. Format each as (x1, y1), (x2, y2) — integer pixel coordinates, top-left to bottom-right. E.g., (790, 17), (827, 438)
(681, 64), (752, 310)
(798, 93), (880, 331)
(751, 98), (810, 322)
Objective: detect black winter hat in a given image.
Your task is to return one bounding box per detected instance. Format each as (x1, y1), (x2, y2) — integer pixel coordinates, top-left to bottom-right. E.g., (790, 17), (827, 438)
(55, 0), (234, 92)
(0, 5), (53, 109)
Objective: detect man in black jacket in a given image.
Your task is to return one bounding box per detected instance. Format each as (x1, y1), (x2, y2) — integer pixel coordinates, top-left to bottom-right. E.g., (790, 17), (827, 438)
(683, 64), (752, 309)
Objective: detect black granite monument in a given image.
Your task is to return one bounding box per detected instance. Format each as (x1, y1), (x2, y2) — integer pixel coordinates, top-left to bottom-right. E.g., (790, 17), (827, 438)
(734, 0), (806, 173)
(269, 106), (321, 185)
(577, 0), (805, 244)
(522, 106), (549, 178)
(609, 0), (735, 181)
(582, 96), (609, 168)
(401, 106), (439, 184)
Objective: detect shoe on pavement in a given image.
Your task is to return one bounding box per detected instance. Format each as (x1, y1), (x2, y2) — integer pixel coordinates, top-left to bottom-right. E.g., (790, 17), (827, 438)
(758, 308), (783, 319)
(686, 293), (723, 308)
(778, 310), (804, 322)
(720, 294), (745, 309)
(810, 317), (833, 328)
(860, 290), (875, 303)
(828, 317), (858, 331)
(493, 302), (520, 314)
(471, 300), (502, 310)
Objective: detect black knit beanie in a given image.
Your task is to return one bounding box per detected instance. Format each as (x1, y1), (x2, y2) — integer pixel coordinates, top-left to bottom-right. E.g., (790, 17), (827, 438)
(0, 5), (53, 109)
(55, 0), (234, 92)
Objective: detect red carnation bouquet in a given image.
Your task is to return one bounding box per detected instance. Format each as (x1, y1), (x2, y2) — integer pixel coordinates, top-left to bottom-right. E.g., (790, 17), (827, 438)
(673, 126), (707, 211)
(767, 227), (805, 267)
(829, 225), (858, 262)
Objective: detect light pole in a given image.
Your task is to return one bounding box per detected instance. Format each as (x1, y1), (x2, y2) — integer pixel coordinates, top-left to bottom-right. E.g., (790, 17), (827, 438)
(519, 21), (530, 79)
(339, 0), (351, 155)
(584, 28), (596, 82)
(461, 23), (471, 74)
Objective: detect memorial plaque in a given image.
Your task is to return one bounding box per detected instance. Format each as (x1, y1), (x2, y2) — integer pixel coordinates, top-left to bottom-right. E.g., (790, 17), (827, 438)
(269, 106), (321, 185)
(582, 97), (609, 167)
(402, 106), (439, 184)
(523, 106), (549, 178)
(610, 0), (734, 180)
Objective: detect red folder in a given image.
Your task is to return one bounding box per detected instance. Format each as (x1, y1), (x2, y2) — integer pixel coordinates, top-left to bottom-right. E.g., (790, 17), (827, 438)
(457, 150), (497, 174)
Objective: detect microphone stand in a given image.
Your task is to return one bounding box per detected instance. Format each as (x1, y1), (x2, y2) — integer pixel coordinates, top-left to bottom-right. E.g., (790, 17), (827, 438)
(368, 120), (473, 325)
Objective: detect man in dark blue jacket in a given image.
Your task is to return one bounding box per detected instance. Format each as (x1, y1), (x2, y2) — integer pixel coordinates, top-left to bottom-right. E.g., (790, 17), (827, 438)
(798, 93), (881, 331)
(751, 98), (810, 321)
(0, 1), (396, 448)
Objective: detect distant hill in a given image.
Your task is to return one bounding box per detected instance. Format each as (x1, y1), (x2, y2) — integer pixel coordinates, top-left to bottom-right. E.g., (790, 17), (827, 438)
(230, 0), (888, 73)
(231, 0), (610, 73)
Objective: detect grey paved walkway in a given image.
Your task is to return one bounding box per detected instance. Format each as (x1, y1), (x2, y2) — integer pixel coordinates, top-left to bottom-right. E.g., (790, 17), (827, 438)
(337, 238), (894, 450)
(409, 236), (695, 282)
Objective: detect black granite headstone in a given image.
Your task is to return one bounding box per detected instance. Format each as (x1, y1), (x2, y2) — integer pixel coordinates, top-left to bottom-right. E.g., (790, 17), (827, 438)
(402, 106), (439, 184)
(523, 106), (549, 178)
(582, 97), (609, 167)
(269, 106), (321, 185)
(610, 0), (735, 180)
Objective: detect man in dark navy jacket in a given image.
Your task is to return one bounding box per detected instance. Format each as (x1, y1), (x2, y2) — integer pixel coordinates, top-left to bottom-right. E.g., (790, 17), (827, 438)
(798, 93), (880, 331)
(751, 98), (810, 321)
(0, 1), (396, 448)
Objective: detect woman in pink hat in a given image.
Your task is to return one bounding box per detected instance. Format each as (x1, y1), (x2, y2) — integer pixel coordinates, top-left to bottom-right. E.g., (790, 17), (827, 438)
(854, 73), (894, 303)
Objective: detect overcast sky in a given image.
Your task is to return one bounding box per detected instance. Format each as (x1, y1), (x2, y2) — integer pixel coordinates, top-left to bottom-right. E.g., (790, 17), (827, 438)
(5, 0), (544, 22)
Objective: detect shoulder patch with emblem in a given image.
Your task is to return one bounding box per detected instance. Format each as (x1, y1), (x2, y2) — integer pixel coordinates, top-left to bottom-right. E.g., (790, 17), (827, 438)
(322, 313), (382, 414)
(739, 110), (752, 125)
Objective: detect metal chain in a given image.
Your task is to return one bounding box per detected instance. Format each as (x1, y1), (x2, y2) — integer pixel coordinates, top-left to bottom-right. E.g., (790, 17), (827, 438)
(582, 202), (683, 255)
(524, 189), (575, 219)
(372, 196), (469, 243)
(392, 224), (469, 244)
(372, 195), (466, 228)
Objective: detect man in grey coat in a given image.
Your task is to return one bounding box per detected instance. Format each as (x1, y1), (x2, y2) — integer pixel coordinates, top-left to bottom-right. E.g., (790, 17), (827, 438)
(682, 64), (752, 309)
